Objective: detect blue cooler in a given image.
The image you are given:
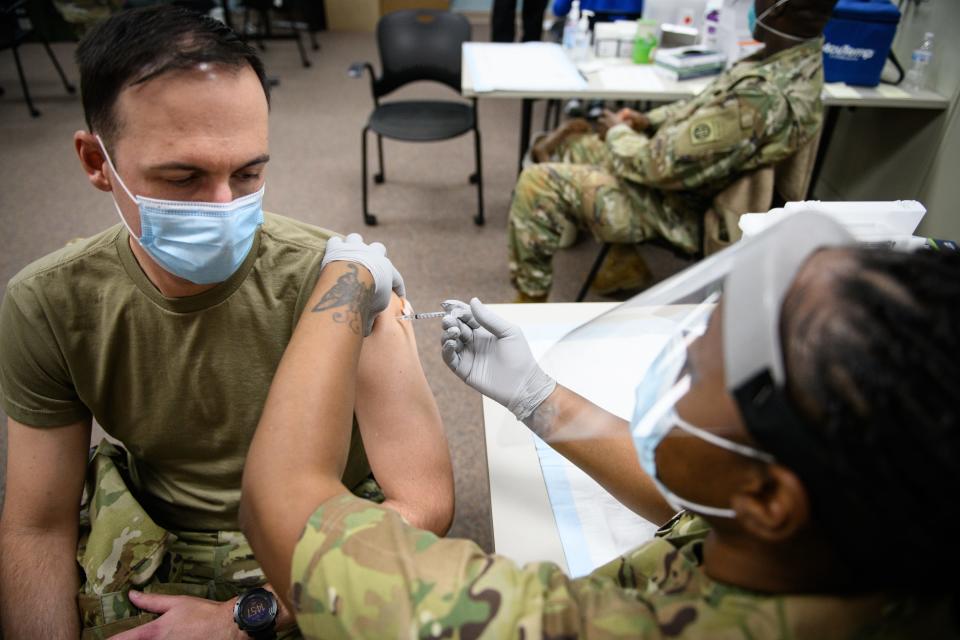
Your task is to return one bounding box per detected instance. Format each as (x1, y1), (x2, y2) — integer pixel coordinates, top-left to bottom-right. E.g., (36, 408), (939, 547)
(822, 0), (901, 87)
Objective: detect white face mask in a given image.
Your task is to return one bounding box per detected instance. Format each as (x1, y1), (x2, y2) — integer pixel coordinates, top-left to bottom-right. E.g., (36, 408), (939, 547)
(632, 372), (775, 518)
(98, 136), (264, 285)
(629, 303), (775, 519)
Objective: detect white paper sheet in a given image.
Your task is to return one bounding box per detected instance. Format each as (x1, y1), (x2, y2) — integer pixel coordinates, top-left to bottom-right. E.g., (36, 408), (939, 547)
(463, 42), (587, 93)
(875, 84), (912, 99)
(824, 82), (861, 99)
(529, 323), (674, 577)
(534, 436), (660, 578)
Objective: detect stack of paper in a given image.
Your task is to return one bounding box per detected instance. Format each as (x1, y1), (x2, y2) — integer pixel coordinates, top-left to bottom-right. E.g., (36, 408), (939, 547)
(463, 42), (588, 93)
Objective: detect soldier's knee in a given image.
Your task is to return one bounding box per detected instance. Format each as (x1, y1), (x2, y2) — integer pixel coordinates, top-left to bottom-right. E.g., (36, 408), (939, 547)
(515, 165), (551, 196)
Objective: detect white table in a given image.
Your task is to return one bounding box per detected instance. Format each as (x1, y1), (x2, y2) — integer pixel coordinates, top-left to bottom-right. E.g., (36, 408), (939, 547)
(461, 42), (950, 174)
(483, 301), (668, 574)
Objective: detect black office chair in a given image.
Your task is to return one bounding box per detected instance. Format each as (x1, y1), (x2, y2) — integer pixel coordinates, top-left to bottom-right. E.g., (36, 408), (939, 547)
(349, 9), (483, 226)
(1, 0), (75, 117)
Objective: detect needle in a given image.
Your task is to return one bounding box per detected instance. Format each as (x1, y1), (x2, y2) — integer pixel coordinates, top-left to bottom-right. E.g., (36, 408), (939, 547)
(398, 311), (445, 321)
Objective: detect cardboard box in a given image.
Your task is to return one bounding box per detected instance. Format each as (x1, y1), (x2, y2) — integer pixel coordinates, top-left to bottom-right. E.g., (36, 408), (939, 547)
(325, 0), (451, 32)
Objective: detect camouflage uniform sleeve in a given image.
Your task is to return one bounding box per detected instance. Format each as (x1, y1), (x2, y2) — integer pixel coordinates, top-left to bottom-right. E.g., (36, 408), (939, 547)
(290, 494), (661, 639)
(645, 100), (689, 131)
(646, 72), (732, 131)
(605, 81), (787, 191)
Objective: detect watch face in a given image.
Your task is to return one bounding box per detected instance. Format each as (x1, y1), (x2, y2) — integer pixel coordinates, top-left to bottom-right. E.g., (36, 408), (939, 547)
(239, 592), (274, 626)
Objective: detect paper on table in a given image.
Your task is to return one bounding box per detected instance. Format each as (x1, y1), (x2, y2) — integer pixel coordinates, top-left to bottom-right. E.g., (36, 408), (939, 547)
(463, 42), (587, 93)
(597, 65), (667, 91)
(535, 437), (659, 578)
(824, 82), (860, 99)
(529, 326), (672, 578)
(596, 65), (712, 96)
(876, 84), (912, 99)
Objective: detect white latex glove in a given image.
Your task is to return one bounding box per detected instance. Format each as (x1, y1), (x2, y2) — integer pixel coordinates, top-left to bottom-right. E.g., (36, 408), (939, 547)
(320, 233), (406, 335)
(441, 298), (556, 422)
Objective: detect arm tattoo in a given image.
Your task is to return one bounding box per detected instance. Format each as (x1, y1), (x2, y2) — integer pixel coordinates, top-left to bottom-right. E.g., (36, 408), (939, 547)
(524, 394), (559, 440)
(311, 263), (374, 334)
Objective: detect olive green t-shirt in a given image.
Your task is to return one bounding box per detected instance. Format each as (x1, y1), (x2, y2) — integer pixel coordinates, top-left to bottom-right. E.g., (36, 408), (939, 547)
(0, 213), (371, 531)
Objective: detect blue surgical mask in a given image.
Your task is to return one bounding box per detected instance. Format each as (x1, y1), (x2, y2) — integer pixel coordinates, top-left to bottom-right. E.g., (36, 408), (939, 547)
(98, 136), (264, 285)
(631, 332), (775, 519)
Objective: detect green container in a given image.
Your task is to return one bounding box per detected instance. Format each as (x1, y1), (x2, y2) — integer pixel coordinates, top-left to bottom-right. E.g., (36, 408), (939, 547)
(633, 19), (658, 64)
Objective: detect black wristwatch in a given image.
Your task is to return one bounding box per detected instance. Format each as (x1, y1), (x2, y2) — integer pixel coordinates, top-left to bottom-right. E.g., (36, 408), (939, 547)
(233, 587), (279, 639)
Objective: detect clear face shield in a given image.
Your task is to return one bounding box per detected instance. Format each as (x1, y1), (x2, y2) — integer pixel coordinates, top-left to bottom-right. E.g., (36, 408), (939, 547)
(524, 213), (854, 519)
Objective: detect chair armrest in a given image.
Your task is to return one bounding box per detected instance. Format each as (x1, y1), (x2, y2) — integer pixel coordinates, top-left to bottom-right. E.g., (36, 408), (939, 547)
(348, 61), (379, 104)
(347, 61), (375, 79)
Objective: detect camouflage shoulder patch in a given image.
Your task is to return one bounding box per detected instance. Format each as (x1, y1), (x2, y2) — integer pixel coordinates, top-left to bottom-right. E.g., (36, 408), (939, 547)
(675, 107), (741, 157)
(690, 120), (719, 145)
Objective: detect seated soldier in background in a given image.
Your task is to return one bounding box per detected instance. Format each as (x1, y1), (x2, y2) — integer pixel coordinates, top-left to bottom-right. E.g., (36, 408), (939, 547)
(510, 0), (838, 301)
(0, 6), (452, 639)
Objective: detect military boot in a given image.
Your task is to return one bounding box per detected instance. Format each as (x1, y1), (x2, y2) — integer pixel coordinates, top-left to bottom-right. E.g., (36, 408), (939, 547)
(592, 244), (652, 295)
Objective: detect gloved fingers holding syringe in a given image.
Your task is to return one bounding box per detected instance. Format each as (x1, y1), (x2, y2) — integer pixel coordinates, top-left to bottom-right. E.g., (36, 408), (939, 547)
(438, 298), (557, 423)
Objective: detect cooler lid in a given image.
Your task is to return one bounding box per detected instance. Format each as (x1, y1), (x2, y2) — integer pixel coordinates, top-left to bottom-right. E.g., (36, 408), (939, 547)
(832, 0), (901, 24)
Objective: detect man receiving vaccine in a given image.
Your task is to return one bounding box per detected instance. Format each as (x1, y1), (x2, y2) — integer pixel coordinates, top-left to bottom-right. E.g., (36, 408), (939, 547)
(0, 6), (453, 638)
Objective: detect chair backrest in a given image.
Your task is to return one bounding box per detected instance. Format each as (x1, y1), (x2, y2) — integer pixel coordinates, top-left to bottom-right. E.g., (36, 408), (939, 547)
(375, 9), (471, 98)
(702, 129), (824, 255)
(703, 167), (775, 255)
(774, 127), (823, 203)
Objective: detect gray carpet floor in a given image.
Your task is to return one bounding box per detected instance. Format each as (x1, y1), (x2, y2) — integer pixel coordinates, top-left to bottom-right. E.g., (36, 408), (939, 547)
(0, 26), (688, 550)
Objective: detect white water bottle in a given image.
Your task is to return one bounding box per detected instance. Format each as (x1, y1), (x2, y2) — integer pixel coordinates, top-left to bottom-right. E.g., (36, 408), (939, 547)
(572, 10), (593, 61)
(904, 32), (934, 92)
(563, 0), (581, 51)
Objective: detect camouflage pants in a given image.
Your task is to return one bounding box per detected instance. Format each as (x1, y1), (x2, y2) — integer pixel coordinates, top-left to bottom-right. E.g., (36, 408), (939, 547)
(77, 440), (384, 638)
(508, 133), (705, 297)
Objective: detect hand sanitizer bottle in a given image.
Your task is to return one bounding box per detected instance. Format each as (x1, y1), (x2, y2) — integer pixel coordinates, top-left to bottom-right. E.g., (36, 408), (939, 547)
(563, 0), (581, 52)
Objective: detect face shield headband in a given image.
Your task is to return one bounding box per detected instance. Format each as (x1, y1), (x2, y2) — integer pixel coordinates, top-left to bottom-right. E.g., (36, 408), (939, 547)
(723, 213), (855, 514)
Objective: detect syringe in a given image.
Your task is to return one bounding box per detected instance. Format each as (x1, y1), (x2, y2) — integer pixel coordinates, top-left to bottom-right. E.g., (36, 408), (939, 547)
(398, 311), (445, 321)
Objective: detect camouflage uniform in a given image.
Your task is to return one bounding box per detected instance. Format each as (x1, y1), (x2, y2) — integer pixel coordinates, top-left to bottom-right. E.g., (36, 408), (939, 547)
(289, 494), (957, 639)
(509, 39), (826, 297)
(77, 440), (384, 639)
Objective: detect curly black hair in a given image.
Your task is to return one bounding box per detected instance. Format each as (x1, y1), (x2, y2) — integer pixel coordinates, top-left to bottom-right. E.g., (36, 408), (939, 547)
(781, 247), (960, 590)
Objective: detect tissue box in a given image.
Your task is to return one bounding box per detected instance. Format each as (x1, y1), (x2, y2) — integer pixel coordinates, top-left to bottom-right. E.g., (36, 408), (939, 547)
(822, 0), (900, 87)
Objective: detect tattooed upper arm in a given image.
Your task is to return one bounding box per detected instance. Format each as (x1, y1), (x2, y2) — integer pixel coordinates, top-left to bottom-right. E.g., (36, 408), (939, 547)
(311, 263), (375, 335)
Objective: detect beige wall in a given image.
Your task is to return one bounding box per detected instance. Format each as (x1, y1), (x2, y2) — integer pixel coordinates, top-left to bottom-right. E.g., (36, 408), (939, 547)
(325, 0), (452, 32)
(813, 0), (960, 240)
(325, 0), (381, 31)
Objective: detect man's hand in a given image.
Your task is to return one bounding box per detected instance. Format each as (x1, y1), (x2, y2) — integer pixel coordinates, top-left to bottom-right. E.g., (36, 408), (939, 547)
(110, 588), (295, 640)
(598, 108), (650, 140)
(440, 298), (556, 422)
(110, 592), (244, 640)
(319, 233), (405, 335)
(532, 118), (592, 163)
